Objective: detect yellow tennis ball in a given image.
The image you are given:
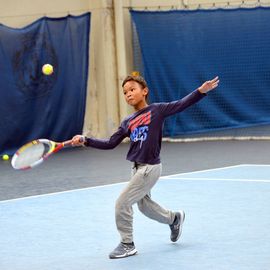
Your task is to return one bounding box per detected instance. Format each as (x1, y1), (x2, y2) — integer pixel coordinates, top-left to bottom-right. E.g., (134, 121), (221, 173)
(42, 64), (54, 75)
(2, 154), (9, 161)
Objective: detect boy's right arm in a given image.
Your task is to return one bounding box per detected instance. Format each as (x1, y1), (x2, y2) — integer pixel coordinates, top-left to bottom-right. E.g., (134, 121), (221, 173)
(71, 126), (128, 150)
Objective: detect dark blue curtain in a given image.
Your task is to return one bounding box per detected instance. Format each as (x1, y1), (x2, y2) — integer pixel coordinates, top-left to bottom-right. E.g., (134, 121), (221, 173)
(131, 8), (270, 137)
(0, 13), (90, 155)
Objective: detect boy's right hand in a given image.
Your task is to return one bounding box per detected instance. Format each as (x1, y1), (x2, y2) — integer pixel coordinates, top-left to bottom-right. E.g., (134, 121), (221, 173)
(71, 135), (86, 146)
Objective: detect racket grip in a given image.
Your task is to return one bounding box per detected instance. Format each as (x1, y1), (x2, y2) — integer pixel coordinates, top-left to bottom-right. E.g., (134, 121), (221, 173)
(63, 140), (73, 146)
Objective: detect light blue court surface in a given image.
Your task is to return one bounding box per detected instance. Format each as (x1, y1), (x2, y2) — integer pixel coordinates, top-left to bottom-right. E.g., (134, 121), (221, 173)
(1, 164), (270, 270)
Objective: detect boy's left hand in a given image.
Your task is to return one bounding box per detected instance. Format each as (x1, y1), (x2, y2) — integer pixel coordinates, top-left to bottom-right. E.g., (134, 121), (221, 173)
(198, 76), (219, 94)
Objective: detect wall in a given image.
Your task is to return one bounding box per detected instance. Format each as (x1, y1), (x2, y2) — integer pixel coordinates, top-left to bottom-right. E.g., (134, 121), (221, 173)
(0, 0), (265, 139)
(0, 0), (120, 139)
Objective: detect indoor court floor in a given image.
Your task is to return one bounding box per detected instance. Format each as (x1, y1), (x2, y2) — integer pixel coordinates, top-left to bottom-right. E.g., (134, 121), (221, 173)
(1, 161), (270, 270)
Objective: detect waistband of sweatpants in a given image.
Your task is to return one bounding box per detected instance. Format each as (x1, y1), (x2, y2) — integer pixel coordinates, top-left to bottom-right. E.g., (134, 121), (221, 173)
(133, 162), (161, 168)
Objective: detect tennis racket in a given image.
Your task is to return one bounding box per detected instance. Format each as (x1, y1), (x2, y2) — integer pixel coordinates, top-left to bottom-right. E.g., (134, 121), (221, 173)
(11, 139), (73, 170)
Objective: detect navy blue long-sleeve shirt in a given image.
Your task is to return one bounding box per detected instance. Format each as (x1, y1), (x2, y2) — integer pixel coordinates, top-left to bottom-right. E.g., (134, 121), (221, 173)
(85, 89), (206, 164)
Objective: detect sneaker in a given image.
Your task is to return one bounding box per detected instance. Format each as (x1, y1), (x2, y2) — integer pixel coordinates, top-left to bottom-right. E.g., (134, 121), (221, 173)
(109, 242), (137, 259)
(170, 210), (185, 242)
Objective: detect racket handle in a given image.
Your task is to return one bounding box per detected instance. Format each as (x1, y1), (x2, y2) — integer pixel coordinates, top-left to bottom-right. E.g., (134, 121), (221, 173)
(63, 140), (73, 146)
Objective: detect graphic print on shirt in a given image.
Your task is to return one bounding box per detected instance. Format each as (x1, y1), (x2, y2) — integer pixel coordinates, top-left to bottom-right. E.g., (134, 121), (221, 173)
(128, 111), (151, 148)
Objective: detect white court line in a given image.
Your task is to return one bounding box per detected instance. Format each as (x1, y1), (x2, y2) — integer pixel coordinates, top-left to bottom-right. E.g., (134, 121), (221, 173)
(0, 182), (126, 204)
(164, 164), (270, 179)
(1, 164), (269, 204)
(241, 164), (270, 167)
(161, 177), (270, 183)
(162, 164), (248, 179)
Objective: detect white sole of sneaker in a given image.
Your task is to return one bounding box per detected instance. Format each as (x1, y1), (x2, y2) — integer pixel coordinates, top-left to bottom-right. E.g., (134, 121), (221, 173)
(109, 249), (138, 259)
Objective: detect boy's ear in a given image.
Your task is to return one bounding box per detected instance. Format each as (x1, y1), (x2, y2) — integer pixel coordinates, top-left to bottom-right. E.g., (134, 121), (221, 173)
(143, 87), (149, 96)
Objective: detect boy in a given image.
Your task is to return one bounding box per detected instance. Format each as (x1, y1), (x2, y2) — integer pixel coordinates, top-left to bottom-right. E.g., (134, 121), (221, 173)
(71, 75), (219, 259)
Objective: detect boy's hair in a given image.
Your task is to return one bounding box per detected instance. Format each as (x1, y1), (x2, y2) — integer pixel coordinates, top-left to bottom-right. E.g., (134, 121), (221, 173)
(122, 75), (149, 102)
(122, 75), (148, 89)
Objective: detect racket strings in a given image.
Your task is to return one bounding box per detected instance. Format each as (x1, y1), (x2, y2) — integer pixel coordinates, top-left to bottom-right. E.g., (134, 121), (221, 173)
(13, 142), (51, 169)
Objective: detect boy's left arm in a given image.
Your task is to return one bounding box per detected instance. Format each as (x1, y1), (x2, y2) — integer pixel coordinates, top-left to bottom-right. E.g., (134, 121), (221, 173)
(160, 76), (219, 117)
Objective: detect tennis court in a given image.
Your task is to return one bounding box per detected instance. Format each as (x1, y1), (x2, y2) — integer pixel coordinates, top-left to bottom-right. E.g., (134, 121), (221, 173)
(1, 1), (270, 270)
(1, 163), (270, 270)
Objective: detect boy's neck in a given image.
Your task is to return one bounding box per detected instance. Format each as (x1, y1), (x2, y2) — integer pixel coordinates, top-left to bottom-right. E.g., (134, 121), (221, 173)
(133, 101), (148, 111)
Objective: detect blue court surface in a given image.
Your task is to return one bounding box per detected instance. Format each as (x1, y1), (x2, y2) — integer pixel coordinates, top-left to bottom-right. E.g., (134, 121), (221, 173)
(1, 164), (270, 270)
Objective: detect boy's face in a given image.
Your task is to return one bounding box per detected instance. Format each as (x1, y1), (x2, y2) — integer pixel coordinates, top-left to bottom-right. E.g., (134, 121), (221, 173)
(123, 81), (148, 108)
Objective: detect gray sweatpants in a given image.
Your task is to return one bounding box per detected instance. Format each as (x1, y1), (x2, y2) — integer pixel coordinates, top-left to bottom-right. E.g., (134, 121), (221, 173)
(115, 163), (175, 243)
